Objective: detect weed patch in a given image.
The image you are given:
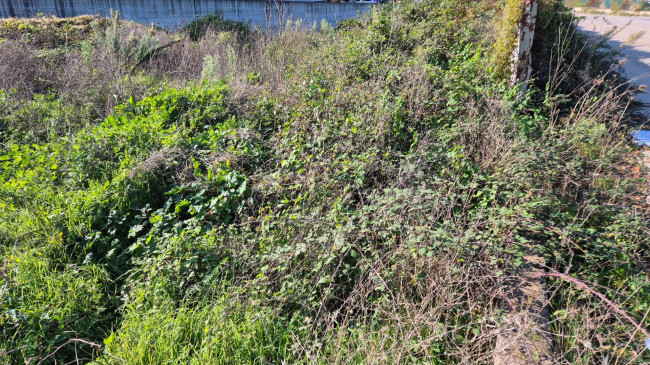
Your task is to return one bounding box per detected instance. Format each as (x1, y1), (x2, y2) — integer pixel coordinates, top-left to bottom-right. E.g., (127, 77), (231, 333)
(1, 1), (649, 363)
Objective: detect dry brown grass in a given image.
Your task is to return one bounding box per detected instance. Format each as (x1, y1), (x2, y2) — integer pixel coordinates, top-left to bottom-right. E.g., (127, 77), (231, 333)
(0, 41), (54, 97)
(128, 147), (195, 185)
(1, 4), (648, 363)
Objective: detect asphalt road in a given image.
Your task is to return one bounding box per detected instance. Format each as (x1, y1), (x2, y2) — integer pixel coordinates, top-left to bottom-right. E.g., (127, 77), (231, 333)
(577, 13), (650, 145)
(577, 13), (650, 106)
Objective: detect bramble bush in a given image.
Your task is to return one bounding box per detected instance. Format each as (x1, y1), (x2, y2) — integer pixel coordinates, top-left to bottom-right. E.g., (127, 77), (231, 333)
(1, 0), (649, 364)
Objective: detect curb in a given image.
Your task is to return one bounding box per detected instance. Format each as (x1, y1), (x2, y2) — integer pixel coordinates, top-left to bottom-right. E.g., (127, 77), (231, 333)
(572, 7), (650, 16)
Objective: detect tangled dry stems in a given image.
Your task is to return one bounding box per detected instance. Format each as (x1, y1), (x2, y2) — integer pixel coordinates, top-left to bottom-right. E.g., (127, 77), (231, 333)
(1, 3), (649, 364)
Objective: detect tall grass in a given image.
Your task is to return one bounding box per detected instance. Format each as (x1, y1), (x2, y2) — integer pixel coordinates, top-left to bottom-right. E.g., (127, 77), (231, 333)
(1, 1), (649, 364)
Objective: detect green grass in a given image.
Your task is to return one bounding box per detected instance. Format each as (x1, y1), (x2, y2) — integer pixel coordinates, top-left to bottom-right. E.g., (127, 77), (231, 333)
(100, 301), (297, 364)
(1, 0), (649, 364)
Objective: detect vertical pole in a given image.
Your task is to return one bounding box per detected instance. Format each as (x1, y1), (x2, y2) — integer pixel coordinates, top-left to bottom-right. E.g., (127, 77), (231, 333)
(510, 0), (538, 94)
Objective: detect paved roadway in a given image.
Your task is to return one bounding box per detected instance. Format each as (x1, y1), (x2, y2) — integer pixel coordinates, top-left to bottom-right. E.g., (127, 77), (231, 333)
(577, 13), (650, 105)
(577, 13), (650, 142)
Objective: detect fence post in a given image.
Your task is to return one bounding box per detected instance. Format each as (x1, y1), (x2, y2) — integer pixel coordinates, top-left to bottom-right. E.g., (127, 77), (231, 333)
(510, 0), (538, 94)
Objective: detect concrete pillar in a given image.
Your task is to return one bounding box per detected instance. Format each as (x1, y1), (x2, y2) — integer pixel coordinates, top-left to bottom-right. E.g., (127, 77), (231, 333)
(510, 0), (538, 94)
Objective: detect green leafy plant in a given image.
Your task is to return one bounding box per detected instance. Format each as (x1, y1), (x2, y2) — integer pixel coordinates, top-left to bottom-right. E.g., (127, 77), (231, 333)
(1, 1), (648, 364)
(184, 12), (250, 41)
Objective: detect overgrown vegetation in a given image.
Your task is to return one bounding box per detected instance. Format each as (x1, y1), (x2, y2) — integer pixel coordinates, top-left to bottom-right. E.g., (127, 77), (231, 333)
(184, 11), (250, 41)
(1, 1), (649, 363)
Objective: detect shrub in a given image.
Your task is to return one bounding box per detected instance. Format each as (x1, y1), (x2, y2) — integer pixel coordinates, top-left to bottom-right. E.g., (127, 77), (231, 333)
(1, 0), (648, 364)
(184, 12), (250, 41)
